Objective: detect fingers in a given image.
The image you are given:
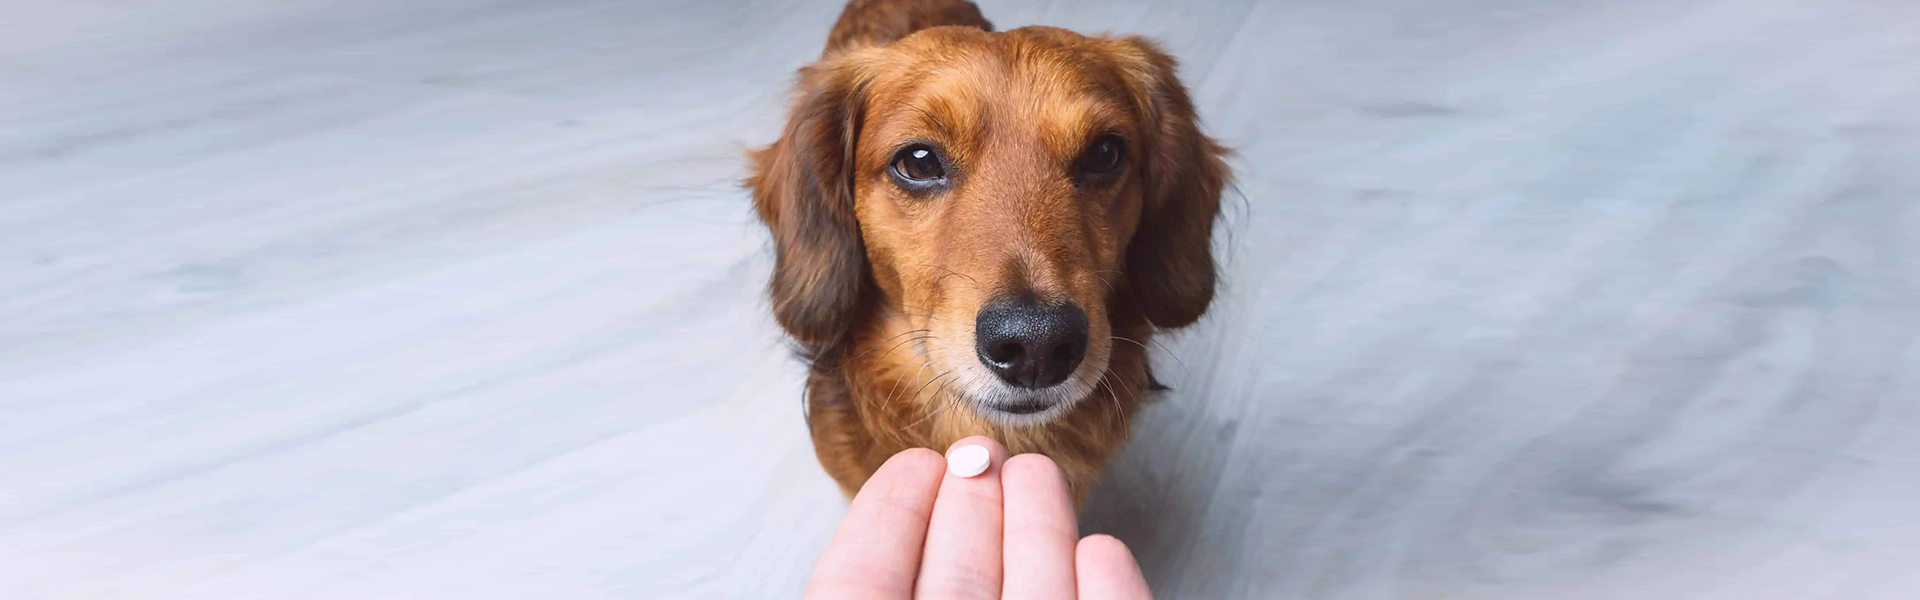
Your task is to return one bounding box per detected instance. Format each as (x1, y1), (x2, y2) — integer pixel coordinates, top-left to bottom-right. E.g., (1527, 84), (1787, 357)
(1001, 454), (1080, 600)
(1076, 534), (1152, 600)
(804, 448), (946, 600)
(914, 436), (1010, 600)
(806, 440), (1151, 600)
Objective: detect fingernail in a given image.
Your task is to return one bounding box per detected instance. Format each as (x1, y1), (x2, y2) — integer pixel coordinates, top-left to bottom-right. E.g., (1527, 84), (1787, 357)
(946, 444), (991, 478)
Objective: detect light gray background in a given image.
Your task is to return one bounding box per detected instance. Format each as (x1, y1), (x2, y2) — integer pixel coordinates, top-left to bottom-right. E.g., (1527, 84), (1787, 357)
(3, 0), (1916, 598)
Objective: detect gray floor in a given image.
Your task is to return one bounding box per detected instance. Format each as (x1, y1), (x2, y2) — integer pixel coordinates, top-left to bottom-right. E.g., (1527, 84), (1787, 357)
(3, 0), (1917, 598)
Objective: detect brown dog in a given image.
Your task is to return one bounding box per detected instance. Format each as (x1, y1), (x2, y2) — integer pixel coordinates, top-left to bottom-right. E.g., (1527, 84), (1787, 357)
(747, 0), (1228, 502)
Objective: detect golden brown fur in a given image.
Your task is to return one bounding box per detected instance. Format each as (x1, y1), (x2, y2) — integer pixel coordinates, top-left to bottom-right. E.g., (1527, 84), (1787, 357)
(822, 0), (992, 58)
(747, 0), (1228, 502)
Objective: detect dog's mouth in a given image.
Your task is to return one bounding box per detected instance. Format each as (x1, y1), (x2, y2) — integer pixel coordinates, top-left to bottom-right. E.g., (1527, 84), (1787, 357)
(989, 399), (1055, 415)
(958, 371), (1100, 426)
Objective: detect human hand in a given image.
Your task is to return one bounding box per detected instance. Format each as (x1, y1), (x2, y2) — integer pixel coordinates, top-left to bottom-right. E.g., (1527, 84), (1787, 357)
(804, 436), (1151, 599)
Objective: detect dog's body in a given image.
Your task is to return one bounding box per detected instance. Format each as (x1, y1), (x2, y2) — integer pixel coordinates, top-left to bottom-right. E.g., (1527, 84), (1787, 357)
(749, 0), (1227, 501)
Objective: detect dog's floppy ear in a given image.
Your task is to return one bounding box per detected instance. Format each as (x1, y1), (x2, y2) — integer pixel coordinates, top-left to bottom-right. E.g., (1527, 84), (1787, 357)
(1109, 37), (1230, 329)
(747, 59), (872, 352)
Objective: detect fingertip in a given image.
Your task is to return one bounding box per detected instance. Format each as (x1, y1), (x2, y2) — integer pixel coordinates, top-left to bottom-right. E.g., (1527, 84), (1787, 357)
(882, 446), (947, 477)
(850, 448), (945, 507)
(1077, 534), (1133, 560)
(1076, 534), (1151, 599)
(860, 447), (945, 492)
(1002, 453), (1064, 484)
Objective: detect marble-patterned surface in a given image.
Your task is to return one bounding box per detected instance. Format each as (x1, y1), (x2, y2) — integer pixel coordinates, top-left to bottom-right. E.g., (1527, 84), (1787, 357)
(2, 0), (1916, 598)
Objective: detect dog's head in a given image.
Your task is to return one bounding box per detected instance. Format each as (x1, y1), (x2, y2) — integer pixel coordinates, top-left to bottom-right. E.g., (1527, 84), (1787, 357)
(749, 26), (1226, 426)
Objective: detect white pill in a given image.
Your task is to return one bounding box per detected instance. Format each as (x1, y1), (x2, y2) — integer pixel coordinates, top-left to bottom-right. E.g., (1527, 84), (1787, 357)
(946, 445), (991, 478)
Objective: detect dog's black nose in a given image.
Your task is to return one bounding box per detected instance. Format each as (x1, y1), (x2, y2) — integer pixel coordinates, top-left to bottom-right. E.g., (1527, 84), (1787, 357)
(974, 298), (1089, 389)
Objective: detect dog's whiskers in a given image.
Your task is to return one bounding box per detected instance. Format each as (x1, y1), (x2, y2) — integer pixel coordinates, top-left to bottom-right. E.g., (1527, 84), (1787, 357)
(1063, 376), (1118, 433)
(1146, 337), (1186, 368)
(919, 263), (983, 292)
(1091, 274), (1117, 295)
(1097, 376), (1125, 432)
(895, 302), (944, 322)
(1108, 370), (1144, 412)
(831, 328), (931, 372)
(900, 370), (957, 433)
(1111, 334), (1188, 374)
(908, 369), (954, 406)
(1090, 269), (1122, 295)
(1109, 335), (1149, 351)
(882, 360), (936, 409)
(873, 334), (937, 367)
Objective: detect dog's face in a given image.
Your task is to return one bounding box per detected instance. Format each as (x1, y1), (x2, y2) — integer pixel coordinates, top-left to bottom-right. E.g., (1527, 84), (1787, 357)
(750, 26), (1225, 426)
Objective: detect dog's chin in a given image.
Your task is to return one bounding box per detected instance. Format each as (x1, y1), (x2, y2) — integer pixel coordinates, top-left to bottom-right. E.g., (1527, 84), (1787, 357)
(960, 376), (1091, 428)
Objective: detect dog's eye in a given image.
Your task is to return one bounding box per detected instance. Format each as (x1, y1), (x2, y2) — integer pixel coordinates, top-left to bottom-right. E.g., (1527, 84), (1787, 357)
(1074, 133), (1127, 183)
(890, 144), (948, 184)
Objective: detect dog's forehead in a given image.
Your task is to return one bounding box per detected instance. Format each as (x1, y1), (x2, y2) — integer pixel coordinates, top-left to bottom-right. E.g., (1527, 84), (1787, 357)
(887, 30), (1125, 98)
(864, 29), (1137, 151)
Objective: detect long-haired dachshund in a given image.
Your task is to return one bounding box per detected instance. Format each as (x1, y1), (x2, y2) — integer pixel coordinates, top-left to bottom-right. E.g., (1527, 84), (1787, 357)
(748, 0), (1228, 502)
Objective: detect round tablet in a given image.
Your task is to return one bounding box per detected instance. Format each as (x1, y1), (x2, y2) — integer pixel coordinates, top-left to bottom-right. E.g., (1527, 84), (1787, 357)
(946, 444), (991, 478)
